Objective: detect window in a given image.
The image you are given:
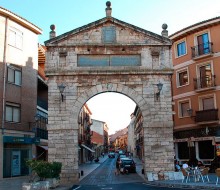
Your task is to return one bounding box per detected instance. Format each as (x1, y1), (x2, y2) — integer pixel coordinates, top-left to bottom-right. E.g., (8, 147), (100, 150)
(197, 33), (209, 55)
(179, 101), (190, 117)
(177, 68), (189, 87)
(102, 26), (116, 44)
(6, 102), (21, 122)
(198, 94), (215, 111)
(202, 97), (214, 110)
(176, 41), (186, 57)
(198, 63), (212, 88)
(7, 65), (21, 86)
(9, 27), (23, 49)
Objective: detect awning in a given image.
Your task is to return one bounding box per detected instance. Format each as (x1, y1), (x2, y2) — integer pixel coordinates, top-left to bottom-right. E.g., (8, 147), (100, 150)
(38, 145), (48, 150)
(81, 144), (95, 153)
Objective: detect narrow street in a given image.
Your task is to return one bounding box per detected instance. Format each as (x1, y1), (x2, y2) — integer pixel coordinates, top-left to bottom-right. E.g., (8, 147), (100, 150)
(76, 157), (195, 190)
(80, 157), (144, 185)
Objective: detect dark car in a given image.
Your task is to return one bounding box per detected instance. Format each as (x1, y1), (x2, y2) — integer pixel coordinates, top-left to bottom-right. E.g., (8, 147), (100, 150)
(120, 158), (136, 173)
(117, 154), (127, 159)
(108, 152), (115, 158)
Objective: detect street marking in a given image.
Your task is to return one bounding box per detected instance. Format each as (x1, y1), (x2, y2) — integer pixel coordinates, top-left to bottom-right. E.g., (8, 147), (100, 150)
(101, 188), (113, 190)
(72, 185), (81, 190)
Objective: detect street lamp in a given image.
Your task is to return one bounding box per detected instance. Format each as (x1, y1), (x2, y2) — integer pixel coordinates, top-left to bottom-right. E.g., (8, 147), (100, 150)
(155, 82), (163, 100)
(58, 83), (66, 102)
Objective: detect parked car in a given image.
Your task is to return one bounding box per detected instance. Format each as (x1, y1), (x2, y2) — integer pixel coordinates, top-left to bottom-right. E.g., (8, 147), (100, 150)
(117, 154), (127, 159)
(108, 152), (115, 158)
(120, 158), (136, 173)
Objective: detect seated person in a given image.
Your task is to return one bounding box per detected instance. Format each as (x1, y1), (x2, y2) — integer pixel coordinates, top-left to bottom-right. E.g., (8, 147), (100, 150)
(197, 161), (205, 169)
(175, 161), (181, 171)
(182, 162), (189, 169)
(182, 161), (192, 172)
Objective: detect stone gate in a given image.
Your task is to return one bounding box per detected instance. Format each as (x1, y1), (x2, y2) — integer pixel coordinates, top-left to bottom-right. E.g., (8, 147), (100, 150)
(45, 2), (174, 185)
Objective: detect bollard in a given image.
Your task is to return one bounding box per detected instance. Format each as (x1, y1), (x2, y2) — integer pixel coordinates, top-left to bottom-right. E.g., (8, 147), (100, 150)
(81, 170), (84, 176)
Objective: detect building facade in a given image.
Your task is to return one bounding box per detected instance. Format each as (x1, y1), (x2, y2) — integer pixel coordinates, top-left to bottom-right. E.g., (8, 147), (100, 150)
(0, 7), (42, 178)
(90, 119), (109, 156)
(133, 106), (144, 160)
(170, 16), (220, 170)
(127, 113), (136, 156)
(78, 104), (94, 164)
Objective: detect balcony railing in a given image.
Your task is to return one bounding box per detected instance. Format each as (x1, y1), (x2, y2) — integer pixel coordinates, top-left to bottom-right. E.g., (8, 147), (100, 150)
(36, 128), (48, 140)
(195, 109), (218, 123)
(191, 42), (213, 58)
(193, 75), (216, 90)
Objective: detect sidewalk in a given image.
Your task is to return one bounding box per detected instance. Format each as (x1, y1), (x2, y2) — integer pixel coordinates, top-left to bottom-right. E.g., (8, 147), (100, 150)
(0, 154), (109, 190)
(132, 157), (220, 190)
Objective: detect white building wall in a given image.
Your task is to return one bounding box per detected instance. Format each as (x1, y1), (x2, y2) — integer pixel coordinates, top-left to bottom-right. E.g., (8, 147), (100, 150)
(128, 116), (135, 155)
(90, 119), (104, 136)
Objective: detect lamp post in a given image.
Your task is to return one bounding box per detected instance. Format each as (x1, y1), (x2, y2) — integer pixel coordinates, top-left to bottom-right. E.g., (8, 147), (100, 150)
(155, 82), (163, 100)
(58, 83), (66, 102)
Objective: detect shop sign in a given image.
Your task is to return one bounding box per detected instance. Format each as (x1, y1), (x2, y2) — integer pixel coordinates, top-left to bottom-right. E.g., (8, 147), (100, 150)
(3, 136), (40, 144)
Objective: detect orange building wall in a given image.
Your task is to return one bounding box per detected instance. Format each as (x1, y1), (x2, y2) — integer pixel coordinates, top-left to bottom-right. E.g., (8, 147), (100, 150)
(172, 22), (220, 130)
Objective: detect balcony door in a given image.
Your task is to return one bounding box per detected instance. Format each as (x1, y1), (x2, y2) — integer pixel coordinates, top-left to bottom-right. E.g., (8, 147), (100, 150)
(199, 64), (212, 88)
(202, 97), (214, 110)
(197, 33), (209, 55)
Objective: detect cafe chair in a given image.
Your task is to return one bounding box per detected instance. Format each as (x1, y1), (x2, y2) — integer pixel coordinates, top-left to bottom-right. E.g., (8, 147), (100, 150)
(216, 168), (220, 185)
(200, 167), (209, 182)
(181, 168), (194, 183)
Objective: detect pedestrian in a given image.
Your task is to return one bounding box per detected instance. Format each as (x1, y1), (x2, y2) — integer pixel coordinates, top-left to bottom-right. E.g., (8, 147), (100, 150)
(102, 152), (104, 158)
(115, 158), (121, 175)
(94, 157), (99, 163)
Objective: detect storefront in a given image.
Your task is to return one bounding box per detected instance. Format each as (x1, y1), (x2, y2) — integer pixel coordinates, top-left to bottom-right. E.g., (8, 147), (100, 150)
(3, 136), (40, 178)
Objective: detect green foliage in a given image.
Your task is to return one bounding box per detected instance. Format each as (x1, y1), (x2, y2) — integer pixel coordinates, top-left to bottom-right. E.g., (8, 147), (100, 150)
(26, 160), (62, 180)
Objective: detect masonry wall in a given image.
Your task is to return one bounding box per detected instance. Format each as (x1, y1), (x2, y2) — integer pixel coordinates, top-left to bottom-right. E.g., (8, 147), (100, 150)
(45, 19), (174, 184)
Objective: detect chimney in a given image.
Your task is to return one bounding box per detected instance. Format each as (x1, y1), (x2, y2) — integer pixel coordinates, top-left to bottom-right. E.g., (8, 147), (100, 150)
(105, 1), (112, 17)
(49, 24), (56, 39)
(161, 23), (168, 37)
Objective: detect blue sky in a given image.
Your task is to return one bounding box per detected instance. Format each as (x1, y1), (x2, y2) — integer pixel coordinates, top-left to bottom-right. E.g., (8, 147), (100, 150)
(1, 0), (220, 134)
(1, 0), (220, 44)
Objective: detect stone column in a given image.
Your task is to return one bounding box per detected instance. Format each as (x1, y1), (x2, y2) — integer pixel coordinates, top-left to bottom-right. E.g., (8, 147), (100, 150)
(48, 129), (79, 185)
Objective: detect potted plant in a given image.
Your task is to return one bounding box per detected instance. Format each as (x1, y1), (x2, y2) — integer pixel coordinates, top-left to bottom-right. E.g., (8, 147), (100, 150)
(24, 160), (62, 189)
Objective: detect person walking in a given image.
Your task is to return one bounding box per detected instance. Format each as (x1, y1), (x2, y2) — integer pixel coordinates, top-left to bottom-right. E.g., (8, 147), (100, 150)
(115, 158), (121, 175)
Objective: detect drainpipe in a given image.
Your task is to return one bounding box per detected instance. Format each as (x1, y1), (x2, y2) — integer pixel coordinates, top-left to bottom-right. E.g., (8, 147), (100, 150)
(2, 17), (8, 134)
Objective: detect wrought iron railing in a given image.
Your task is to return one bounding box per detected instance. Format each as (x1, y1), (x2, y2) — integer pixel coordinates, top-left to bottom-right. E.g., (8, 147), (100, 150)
(193, 75), (216, 90)
(191, 42), (213, 58)
(36, 128), (48, 140)
(195, 109), (218, 123)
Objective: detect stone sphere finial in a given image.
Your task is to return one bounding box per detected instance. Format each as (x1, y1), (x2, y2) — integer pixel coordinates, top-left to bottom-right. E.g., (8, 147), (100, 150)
(162, 23), (168, 30)
(106, 1), (111, 7)
(50, 24), (56, 31)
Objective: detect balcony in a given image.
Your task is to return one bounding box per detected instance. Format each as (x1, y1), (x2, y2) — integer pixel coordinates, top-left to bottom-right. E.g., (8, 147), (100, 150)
(193, 75), (216, 91)
(36, 128), (48, 140)
(191, 42), (213, 59)
(195, 109), (219, 123)
(37, 98), (48, 110)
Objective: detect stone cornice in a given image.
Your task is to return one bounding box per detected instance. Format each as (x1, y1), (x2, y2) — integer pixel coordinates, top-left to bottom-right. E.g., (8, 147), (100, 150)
(45, 67), (173, 76)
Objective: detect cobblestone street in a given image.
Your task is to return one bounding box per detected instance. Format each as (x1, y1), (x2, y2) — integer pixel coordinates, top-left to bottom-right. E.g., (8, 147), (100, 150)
(80, 157), (144, 185)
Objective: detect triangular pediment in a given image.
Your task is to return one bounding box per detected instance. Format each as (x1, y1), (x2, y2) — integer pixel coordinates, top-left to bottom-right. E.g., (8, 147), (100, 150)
(45, 17), (171, 46)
